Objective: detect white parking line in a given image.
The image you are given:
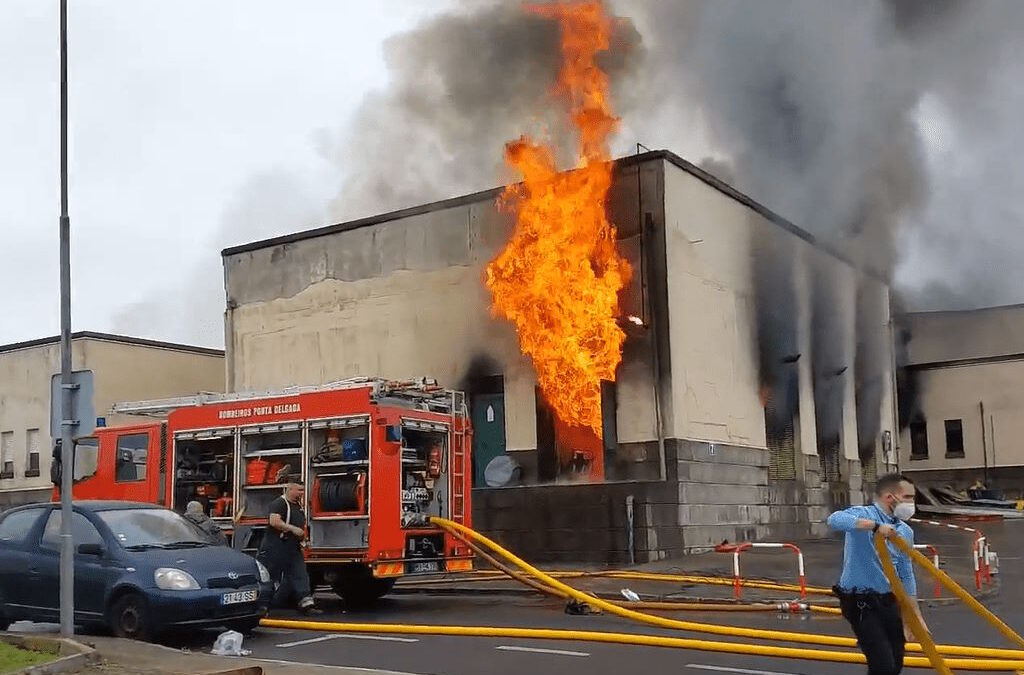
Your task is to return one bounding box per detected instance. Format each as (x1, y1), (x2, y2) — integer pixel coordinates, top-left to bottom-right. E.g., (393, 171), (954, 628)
(495, 645), (590, 657)
(275, 634), (419, 648)
(686, 664), (799, 675)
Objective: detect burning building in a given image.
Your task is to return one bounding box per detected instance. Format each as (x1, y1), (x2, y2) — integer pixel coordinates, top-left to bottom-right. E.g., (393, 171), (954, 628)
(220, 148), (898, 563)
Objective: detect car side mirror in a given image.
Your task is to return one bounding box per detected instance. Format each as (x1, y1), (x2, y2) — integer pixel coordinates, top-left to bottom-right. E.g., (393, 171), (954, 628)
(77, 543), (104, 556)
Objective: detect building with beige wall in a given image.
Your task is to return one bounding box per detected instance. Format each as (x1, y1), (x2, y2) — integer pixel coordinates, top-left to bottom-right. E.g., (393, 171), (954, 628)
(0, 332), (224, 507)
(221, 150), (898, 562)
(899, 305), (1024, 493)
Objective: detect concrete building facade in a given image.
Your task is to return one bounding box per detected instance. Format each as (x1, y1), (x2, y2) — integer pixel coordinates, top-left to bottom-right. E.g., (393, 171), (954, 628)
(0, 332), (224, 507)
(221, 150), (898, 562)
(899, 305), (1024, 494)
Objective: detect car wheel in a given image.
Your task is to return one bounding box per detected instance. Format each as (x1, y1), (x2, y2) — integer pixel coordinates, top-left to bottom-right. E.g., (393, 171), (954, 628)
(227, 617), (262, 635)
(109, 593), (152, 641)
(0, 614), (10, 632)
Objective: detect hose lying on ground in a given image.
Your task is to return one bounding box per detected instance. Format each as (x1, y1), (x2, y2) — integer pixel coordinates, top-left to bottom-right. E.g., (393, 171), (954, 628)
(431, 517), (1024, 661)
(259, 618), (1024, 671)
(449, 522), (839, 614)
(261, 517), (1024, 670)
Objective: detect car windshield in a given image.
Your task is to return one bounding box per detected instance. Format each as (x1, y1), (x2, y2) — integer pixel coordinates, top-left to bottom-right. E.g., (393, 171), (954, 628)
(97, 508), (209, 549)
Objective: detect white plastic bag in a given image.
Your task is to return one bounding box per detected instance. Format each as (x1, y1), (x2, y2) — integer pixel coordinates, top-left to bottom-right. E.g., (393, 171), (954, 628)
(211, 630), (250, 656)
(620, 588), (641, 602)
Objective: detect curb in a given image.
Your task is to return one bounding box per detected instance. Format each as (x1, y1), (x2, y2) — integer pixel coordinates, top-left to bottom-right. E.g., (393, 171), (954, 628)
(0, 633), (98, 675)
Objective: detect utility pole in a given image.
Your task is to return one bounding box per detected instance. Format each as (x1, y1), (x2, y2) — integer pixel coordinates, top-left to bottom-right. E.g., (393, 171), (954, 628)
(58, 0), (76, 638)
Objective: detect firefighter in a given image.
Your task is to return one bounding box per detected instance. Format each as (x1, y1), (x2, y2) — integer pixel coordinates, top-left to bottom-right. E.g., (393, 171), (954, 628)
(257, 481), (322, 615)
(184, 500), (228, 545)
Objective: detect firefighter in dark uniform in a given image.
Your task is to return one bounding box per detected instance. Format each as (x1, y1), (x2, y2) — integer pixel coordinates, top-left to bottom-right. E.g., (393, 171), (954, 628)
(257, 481), (322, 615)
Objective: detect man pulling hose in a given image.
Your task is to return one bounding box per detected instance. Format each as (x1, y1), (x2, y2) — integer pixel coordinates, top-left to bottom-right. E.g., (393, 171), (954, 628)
(828, 473), (928, 675)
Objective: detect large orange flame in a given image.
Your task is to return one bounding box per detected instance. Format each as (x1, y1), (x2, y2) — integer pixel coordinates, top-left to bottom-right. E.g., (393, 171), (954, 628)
(485, 0), (631, 437)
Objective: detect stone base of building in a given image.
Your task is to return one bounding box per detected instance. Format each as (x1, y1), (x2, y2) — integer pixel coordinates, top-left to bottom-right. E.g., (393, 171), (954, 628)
(471, 439), (864, 564)
(0, 486), (53, 509)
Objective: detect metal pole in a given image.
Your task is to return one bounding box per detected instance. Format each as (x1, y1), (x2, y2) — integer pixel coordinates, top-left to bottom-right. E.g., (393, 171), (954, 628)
(59, 0), (76, 638)
(980, 401), (989, 485)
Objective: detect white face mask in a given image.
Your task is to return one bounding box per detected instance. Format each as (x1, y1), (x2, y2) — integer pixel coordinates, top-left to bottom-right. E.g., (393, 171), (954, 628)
(893, 502), (915, 521)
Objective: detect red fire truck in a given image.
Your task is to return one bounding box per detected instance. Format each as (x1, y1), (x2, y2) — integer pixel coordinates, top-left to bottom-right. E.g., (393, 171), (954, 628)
(55, 378), (474, 604)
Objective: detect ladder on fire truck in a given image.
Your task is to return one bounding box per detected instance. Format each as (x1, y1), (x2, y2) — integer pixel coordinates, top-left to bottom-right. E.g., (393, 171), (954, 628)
(449, 389), (468, 523)
(111, 377), (456, 418)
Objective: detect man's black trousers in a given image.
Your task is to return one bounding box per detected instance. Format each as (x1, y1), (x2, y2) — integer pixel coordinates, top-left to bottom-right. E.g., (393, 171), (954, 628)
(258, 543), (312, 608)
(837, 589), (906, 675)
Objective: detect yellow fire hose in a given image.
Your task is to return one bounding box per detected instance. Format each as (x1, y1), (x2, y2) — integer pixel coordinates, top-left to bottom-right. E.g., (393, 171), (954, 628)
(403, 568), (834, 597)
(260, 618), (1024, 671)
(451, 523), (839, 614)
(261, 517), (1024, 670)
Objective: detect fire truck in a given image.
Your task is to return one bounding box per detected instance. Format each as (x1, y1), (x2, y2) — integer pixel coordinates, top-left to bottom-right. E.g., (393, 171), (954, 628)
(55, 378), (474, 604)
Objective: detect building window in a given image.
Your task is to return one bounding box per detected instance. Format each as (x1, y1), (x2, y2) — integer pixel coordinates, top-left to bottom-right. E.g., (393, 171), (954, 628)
(25, 429), (40, 478)
(115, 433), (149, 482)
(944, 419), (965, 459)
(0, 431), (13, 479)
(909, 419), (928, 460)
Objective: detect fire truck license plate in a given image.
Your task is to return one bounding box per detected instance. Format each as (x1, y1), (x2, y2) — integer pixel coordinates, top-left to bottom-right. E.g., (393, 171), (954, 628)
(221, 590), (258, 605)
(407, 560), (440, 574)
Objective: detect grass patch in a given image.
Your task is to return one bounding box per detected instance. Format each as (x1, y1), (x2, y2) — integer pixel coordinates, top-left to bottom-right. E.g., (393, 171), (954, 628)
(0, 640), (55, 673)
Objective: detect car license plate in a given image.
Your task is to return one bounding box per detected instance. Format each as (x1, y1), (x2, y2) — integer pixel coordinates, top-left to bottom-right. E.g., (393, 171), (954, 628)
(221, 590), (258, 605)
(407, 560), (440, 575)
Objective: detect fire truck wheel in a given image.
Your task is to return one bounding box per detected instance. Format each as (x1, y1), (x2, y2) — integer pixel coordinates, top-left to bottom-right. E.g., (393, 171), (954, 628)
(332, 568), (396, 607)
(109, 593), (152, 641)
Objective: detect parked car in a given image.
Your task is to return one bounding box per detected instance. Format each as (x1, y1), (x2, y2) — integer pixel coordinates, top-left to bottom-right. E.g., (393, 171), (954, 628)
(0, 501), (272, 640)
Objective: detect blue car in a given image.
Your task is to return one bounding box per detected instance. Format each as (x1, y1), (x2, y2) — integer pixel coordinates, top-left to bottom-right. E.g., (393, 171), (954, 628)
(0, 501), (273, 640)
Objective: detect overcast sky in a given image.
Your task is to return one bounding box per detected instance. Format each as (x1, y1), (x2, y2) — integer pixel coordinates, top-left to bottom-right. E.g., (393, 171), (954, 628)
(0, 0), (451, 348)
(3, 1), (1023, 351)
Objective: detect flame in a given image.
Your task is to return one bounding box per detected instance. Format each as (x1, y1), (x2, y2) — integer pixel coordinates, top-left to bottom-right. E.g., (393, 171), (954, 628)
(485, 0), (630, 436)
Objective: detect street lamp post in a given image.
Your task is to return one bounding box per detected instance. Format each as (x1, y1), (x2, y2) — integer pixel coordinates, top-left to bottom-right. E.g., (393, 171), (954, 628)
(58, 0), (76, 638)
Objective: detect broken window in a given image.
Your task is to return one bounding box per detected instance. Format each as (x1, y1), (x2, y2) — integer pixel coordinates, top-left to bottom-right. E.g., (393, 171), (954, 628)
(944, 419), (965, 459)
(909, 419), (928, 460)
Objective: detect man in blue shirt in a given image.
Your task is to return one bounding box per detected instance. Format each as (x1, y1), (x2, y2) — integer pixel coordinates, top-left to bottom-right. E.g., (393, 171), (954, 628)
(827, 473), (928, 675)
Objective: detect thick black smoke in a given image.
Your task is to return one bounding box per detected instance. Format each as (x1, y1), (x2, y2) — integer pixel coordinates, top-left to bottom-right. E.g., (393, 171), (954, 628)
(854, 282), (888, 462)
(323, 1), (645, 222)
(752, 227), (800, 431)
(811, 263), (847, 454)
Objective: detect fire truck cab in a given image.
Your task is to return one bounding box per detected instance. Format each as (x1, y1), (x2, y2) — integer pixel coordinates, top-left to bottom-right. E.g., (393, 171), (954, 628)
(56, 378), (474, 604)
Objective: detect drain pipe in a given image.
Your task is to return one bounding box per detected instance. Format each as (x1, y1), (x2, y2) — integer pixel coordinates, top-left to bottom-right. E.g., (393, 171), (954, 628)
(626, 495), (636, 566)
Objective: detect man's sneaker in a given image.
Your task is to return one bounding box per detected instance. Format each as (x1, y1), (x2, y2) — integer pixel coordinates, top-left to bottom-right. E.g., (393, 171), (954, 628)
(300, 605), (323, 616)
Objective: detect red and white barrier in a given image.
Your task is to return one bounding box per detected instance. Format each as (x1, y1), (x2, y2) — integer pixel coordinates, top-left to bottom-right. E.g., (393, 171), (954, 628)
(722, 542), (807, 600)
(913, 543), (942, 598)
(911, 518), (994, 591)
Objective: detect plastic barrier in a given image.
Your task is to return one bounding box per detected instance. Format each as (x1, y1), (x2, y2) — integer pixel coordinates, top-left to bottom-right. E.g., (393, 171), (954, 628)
(913, 543), (942, 598)
(720, 542), (806, 599)
(912, 518), (994, 590)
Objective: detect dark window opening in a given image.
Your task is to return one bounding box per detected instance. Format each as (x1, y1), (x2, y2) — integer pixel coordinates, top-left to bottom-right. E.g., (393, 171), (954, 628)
(115, 433), (150, 482)
(909, 419), (928, 460)
(0, 461), (13, 480)
(944, 419), (965, 459)
(25, 452), (40, 478)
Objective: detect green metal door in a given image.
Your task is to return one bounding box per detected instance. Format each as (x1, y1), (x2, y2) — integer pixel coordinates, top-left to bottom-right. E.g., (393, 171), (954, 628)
(471, 393), (506, 487)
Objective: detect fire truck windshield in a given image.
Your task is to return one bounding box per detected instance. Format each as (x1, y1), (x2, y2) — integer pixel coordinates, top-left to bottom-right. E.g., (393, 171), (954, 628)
(97, 508), (210, 549)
